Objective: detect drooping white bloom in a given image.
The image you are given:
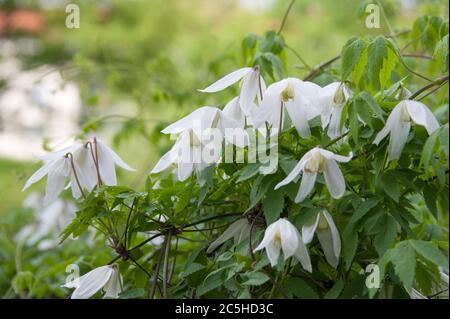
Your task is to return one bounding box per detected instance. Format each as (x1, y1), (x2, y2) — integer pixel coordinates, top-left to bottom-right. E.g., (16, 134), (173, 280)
(302, 210), (341, 268)
(275, 147), (352, 203)
(198, 66), (266, 117)
(206, 219), (249, 253)
(22, 139), (135, 203)
(93, 139), (136, 185)
(319, 82), (352, 139)
(22, 142), (88, 203)
(151, 128), (220, 182)
(254, 78), (321, 138)
(373, 100), (440, 161)
(63, 264), (123, 299)
(161, 106), (241, 143)
(254, 218), (311, 271)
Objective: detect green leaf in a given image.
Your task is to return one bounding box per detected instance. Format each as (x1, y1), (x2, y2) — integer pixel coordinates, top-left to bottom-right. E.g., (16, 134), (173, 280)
(341, 37), (367, 80)
(283, 277), (319, 299)
(410, 240), (449, 271)
(367, 36), (388, 90)
(349, 197), (381, 224)
(242, 272), (270, 286)
(343, 224), (358, 270)
(379, 46), (398, 89)
(389, 241), (416, 290)
(181, 262), (205, 278)
(119, 288), (145, 299)
(374, 214), (398, 255)
(323, 278), (345, 299)
(262, 189), (284, 224)
(379, 170), (400, 202)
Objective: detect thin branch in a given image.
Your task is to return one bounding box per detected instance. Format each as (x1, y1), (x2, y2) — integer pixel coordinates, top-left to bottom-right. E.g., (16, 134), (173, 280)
(285, 44), (312, 71)
(182, 212), (242, 229)
(66, 152), (86, 199)
(409, 75), (449, 100)
(303, 55), (341, 81)
(149, 246), (165, 299)
(277, 0), (296, 35)
(162, 231), (172, 299)
(168, 236), (179, 284)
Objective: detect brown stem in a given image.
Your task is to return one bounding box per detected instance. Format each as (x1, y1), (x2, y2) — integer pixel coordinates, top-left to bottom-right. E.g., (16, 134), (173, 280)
(168, 236), (179, 284)
(92, 138), (102, 186)
(66, 152), (86, 199)
(149, 245), (165, 299)
(162, 231), (172, 299)
(303, 55), (341, 81)
(409, 75), (449, 100)
(277, 0), (296, 35)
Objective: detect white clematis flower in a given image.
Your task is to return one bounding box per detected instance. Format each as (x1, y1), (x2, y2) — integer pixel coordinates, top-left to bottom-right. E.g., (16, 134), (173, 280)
(319, 82), (352, 139)
(198, 66), (266, 117)
(151, 128), (220, 182)
(23, 139), (135, 203)
(63, 264), (123, 299)
(161, 106), (243, 146)
(254, 218), (311, 271)
(91, 138), (136, 185)
(206, 219), (249, 253)
(22, 142), (88, 203)
(302, 210), (341, 268)
(254, 78), (321, 138)
(373, 100), (440, 161)
(275, 147), (352, 203)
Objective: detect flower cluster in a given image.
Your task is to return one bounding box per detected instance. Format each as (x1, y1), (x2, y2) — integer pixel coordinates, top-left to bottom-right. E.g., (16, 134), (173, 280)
(152, 66), (440, 271)
(22, 63), (441, 298)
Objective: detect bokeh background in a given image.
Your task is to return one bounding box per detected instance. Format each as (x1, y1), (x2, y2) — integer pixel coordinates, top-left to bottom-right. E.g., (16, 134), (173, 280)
(0, 0), (448, 297)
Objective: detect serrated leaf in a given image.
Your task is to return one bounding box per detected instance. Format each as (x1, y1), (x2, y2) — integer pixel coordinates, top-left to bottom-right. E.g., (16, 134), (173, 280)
(262, 189), (284, 224)
(341, 37), (367, 80)
(410, 240), (449, 271)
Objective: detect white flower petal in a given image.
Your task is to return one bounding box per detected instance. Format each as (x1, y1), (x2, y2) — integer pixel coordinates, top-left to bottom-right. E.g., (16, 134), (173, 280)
(103, 267), (123, 299)
(280, 219), (299, 260)
(327, 105), (344, 139)
(69, 266), (113, 299)
(97, 143), (117, 186)
(97, 140), (135, 172)
(23, 160), (57, 191)
(284, 100), (311, 138)
(254, 221), (278, 251)
(373, 103), (403, 145)
(405, 100), (440, 135)
(295, 171), (317, 203)
(323, 159), (346, 199)
(151, 149), (176, 174)
(198, 67), (252, 93)
(318, 149), (353, 163)
(177, 161), (194, 182)
(274, 155), (308, 190)
(302, 213), (320, 244)
(321, 210), (341, 267)
(266, 241), (281, 267)
(240, 69), (259, 116)
(293, 227), (312, 272)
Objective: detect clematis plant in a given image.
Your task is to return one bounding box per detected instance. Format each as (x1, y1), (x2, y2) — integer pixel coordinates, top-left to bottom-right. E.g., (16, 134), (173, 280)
(63, 264), (123, 299)
(319, 82), (352, 139)
(302, 210), (341, 268)
(254, 218), (311, 271)
(373, 100), (440, 161)
(275, 147), (352, 203)
(198, 66), (265, 119)
(23, 138), (135, 203)
(255, 78), (321, 138)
